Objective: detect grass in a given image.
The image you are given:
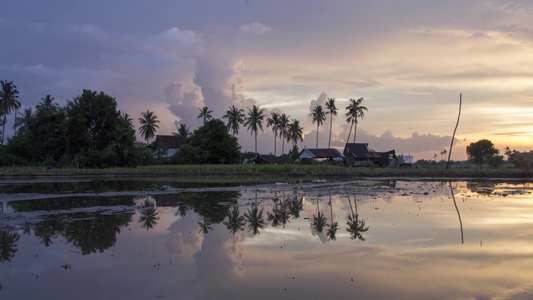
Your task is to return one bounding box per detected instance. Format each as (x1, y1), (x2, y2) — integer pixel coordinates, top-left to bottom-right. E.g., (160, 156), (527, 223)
(0, 164), (532, 180)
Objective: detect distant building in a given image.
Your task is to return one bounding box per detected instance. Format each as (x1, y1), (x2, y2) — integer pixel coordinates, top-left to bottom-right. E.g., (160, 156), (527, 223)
(343, 143), (396, 167)
(298, 148), (345, 162)
(254, 154), (287, 165)
(153, 135), (187, 157)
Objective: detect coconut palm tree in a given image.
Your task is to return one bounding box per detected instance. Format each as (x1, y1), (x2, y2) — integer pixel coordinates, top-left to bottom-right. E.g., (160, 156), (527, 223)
(345, 97), (367, 143)
(172, 123), (191, 137)
(278, 113), (290, 155)
(243, 104), (265, 157)
(325, 97), (338, 149)
(287, 119), (303, 147)
(197, 106), (213, 125)
(198, 217), (213, 234)
(0, 80), (21, 144)
(36, 94), (60, 114)
(14, 107), (33, 135)
(223, 105), (245, 137)
(311, 105), (327, 148)
(266, 112), (280, 155)
(138, 110), (160, 144)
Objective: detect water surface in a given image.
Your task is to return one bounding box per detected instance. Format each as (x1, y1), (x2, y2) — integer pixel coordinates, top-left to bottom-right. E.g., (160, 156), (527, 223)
(1, 179), (532, 299)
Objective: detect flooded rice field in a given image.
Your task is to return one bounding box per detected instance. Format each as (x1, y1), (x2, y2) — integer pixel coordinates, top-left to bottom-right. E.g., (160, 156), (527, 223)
(1, 178), (533, 299)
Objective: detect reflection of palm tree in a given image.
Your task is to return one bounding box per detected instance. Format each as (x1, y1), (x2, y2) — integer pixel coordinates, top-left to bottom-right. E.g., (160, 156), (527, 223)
(0, 229), (20, 262)
(175, 203), (190, 217)
(312, 196), (327, 234)
(138, 200), (160, 230)
(198, 217), (213, 234)
(244, 205), (266, 235)
(288, 196), (304, 219)
(224, 206), (245, 235)
(267, 197), (291, 228)
(326, 196), (338, 241)
(346, 194), (369, 241)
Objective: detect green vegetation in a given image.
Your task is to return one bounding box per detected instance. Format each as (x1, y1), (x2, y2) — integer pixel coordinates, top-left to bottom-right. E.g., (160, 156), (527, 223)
(466, 139), (502, 167)
(1, 163), (531, 179)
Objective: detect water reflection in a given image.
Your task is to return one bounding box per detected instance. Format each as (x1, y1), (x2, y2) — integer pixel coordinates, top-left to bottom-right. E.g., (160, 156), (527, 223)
(1, 180), (533, 299)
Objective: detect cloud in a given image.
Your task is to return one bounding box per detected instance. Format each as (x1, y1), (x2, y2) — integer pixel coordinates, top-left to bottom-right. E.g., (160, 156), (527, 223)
(239, 22), (272, 34)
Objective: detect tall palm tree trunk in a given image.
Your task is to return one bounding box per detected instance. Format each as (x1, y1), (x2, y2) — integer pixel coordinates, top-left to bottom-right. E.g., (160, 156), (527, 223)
(273, 129), (277, 156)
(353, 122), (357, 143)
(316, 123), (319, 148)
(346, 120), (353, 144)
(328, 116), (333, 148)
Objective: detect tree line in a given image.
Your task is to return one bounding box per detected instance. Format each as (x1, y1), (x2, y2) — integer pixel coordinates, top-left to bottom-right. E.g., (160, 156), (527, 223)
(0, 79), (371, 167)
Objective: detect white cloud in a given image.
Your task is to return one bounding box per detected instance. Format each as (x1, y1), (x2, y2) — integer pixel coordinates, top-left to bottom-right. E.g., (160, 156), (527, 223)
(239, 22), (271, 34)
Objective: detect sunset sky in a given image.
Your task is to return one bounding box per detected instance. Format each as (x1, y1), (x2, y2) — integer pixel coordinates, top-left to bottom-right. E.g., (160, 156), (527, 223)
(2, 0), (532, 160)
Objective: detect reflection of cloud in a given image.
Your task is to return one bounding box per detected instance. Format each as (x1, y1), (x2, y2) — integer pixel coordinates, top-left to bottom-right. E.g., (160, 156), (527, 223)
(165, 214), (203, 256)
(194, 230), (247, 291)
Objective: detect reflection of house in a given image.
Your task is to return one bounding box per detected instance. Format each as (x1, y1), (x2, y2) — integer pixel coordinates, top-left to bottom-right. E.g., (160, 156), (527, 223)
(153, 135), (187, 157)
(254, 154), (287, 165)
(298, 148), (345, 162)
(343, 143), (396, 167)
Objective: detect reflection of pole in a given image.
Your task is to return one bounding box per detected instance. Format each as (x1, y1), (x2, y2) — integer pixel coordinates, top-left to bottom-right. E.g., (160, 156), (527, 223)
(449, 182), (464, 244)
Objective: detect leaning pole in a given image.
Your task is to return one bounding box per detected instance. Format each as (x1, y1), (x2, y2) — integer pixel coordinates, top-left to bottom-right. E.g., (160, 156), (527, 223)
(446, 93), (462, 169)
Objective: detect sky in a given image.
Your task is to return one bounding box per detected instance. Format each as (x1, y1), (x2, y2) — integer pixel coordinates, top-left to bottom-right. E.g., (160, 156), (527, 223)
(1, 0), (533, 161)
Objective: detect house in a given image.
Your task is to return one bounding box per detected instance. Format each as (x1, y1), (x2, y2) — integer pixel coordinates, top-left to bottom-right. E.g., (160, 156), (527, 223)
(343, 143), (397, 167)
(298, 148), (345, 163)
(254, 154), (287, 165)
(153, 135), (187, 157)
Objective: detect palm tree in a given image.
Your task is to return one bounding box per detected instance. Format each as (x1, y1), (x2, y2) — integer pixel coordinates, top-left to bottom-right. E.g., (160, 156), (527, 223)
(278, 113), (290, 155)
(172, 123), (191, 137)
(36, 94), (60, 113)
(345, 97), (367, 143)
(266, 112), (280, 155)
(223, 206), (245, 235)
(243, 105), (265, 157)
(138, 110), (160, 144)
(197, 106), (213, 125)
(311, 105), (327, 148)
(223, 105), (245, 137)
(325, 97), (338, 149)
(0, 80), (21, 144)
(286, 119), (303, 147)
(14, 107), (33, 135)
